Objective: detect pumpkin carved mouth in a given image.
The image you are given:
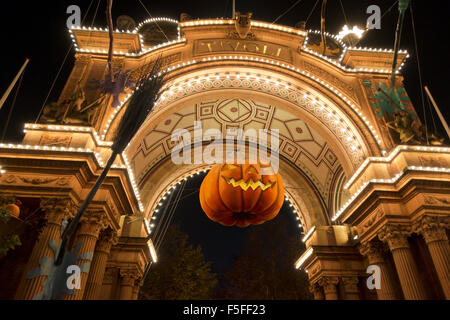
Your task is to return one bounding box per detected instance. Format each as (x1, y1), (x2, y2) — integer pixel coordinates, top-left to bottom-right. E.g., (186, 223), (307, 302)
(223, 177), (275, 191)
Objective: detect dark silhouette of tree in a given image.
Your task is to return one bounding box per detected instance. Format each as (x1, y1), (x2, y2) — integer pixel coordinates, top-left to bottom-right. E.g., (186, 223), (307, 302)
(217, 215), (312, 300)
(139, 224), (218, 300)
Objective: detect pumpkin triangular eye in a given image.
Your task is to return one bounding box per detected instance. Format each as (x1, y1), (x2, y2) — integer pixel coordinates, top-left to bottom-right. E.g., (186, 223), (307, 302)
(246, 166), (258, 174)
(223, 164), (238, 171)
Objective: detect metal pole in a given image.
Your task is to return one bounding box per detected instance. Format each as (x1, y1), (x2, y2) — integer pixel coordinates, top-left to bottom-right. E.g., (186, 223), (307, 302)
(424, 86), (450, 139)
(232, 0), (235, 19)
(0, 58), (29, 111)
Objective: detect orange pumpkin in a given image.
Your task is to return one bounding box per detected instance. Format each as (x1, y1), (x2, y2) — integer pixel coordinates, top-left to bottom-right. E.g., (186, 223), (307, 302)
(5, 203), (20, 218)
(199, 162), (284, 227)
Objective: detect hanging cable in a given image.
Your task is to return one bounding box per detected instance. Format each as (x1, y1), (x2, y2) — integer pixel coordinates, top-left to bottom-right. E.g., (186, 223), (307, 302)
(34, 0), (98, 123)
(409, 1), (428, 144)
(272, 0), (303, 24)
(338, 0), (348, 26)
(137, 0), (170, 41)
(155, 180), (186, 250)
(1, 71), (25, 142)
(305, 0), (320, 24)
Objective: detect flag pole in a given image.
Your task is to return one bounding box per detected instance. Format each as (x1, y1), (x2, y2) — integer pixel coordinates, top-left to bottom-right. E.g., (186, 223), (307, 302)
(424, 86), (450, 140)
(0, 58), (29, 111)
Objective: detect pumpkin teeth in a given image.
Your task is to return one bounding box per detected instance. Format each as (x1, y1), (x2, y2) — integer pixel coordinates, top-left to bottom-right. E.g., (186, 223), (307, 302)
(224, 177), (274, 191)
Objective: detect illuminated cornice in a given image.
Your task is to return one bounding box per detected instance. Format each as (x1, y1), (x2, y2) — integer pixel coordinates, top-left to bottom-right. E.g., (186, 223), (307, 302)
(343, 145), (450, 190)
(102, 57), (384, 163)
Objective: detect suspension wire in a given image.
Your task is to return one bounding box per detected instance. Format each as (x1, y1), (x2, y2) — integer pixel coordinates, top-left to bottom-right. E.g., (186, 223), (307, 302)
(1, 71), (25, 142)
(155, 180), (186, 250)
(272, 0), (303, 24)
(34, 0), (98, 123)
(152, 186), (176, 246)
(137, 0), (170, 41)
(305, 0), (320, 24)
(338, 0), (348, 26)
(409, 1), (428, 144)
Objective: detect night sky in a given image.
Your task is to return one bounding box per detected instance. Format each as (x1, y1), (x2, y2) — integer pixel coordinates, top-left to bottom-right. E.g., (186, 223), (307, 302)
(0, 1), (449, 276)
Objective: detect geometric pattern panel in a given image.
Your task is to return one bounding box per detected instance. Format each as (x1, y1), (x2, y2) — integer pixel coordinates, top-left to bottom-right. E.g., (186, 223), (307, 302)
(132, 99), (342, 201)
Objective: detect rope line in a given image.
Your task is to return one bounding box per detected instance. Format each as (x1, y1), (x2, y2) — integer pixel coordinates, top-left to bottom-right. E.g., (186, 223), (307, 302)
(137, 0), (170, 41)
(272, 0), (303, 24)
(410, 1), (428, 144)
(34, 0), (97, 123)
(305, 0), (320, 23)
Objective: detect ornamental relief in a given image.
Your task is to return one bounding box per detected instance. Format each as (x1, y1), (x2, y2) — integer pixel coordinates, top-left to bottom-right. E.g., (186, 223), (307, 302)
(39, 134), (72, 147)
(299, 60), (357, 101)
(133, 99), (342, 201)
(418, 156), (447, 168)
(424, 196), (450, 205)
(1, 175), (70, 186)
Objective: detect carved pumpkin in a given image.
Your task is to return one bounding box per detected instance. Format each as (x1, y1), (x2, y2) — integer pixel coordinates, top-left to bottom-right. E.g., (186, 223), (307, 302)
(199, 162), (284, 227)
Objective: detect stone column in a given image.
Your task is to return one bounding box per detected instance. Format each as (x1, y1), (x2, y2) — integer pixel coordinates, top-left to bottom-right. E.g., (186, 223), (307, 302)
(119, 269), (140, 300)
(378, 224), (427, 300)
(131, 278), (143, 300)
(342, 276), (360, 300)
(318, 276), (340, 300)
(64, 211), (108, 300)
(83, 229), (118, 300)
(15, 198), (75, 300)
(359, 240), (398, 300)
(414, 216), (450, 299)
(308, 283), (324, 300)
(99, 267), (116, 300)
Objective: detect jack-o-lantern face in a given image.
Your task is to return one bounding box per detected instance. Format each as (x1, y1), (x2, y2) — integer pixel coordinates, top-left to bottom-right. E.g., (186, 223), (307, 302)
(200, 162), (284, 227)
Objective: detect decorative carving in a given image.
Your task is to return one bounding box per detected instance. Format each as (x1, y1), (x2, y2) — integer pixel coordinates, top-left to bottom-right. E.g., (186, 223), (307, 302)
(413, 215), (449, 244)
(120, 268), (141, 286)
(318, 276), (339, 294)
(77, 211), (109, 238)
(96, 229), (119, 253)
(359, 240), (387, 264)
(419, 156), (446, 168)
(424, 196), (450, 205)
(18, 177), (58, 185)
(378, 224), (411, 250)
(103, 267), (117, 284)
(234, 12), (252, 39)
(40, 198), (77, 224)
(39, 134), (72, 148)
(2, 175), (17, 184)
(301, 61), (356, 100)
(361, 210), (383, 232)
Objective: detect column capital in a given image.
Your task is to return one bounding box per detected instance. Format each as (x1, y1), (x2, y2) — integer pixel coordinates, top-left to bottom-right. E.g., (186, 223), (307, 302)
(96, 229), (119, 253)
(40, 197), (77, 224)
(378, 224), (411, 250)
(359, 240), (387, 264)
(120, 269), (141, 286)
(77, 211), (109, 238)
(308, 282), (324, 300)
(341, 276), (359, 287)
(318, 276), (340, 294)
(413, 215), (449, 244)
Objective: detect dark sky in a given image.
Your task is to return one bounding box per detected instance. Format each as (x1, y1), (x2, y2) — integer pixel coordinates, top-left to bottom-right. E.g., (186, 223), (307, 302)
(0, 0), (449, 276)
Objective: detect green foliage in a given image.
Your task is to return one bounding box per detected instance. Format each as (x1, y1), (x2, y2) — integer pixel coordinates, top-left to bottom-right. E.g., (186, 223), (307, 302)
(0, 196), (21, 256)
(139, 224), (218, 300)
(217, 217), (312, 300)
(0, 234), (21, 256)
